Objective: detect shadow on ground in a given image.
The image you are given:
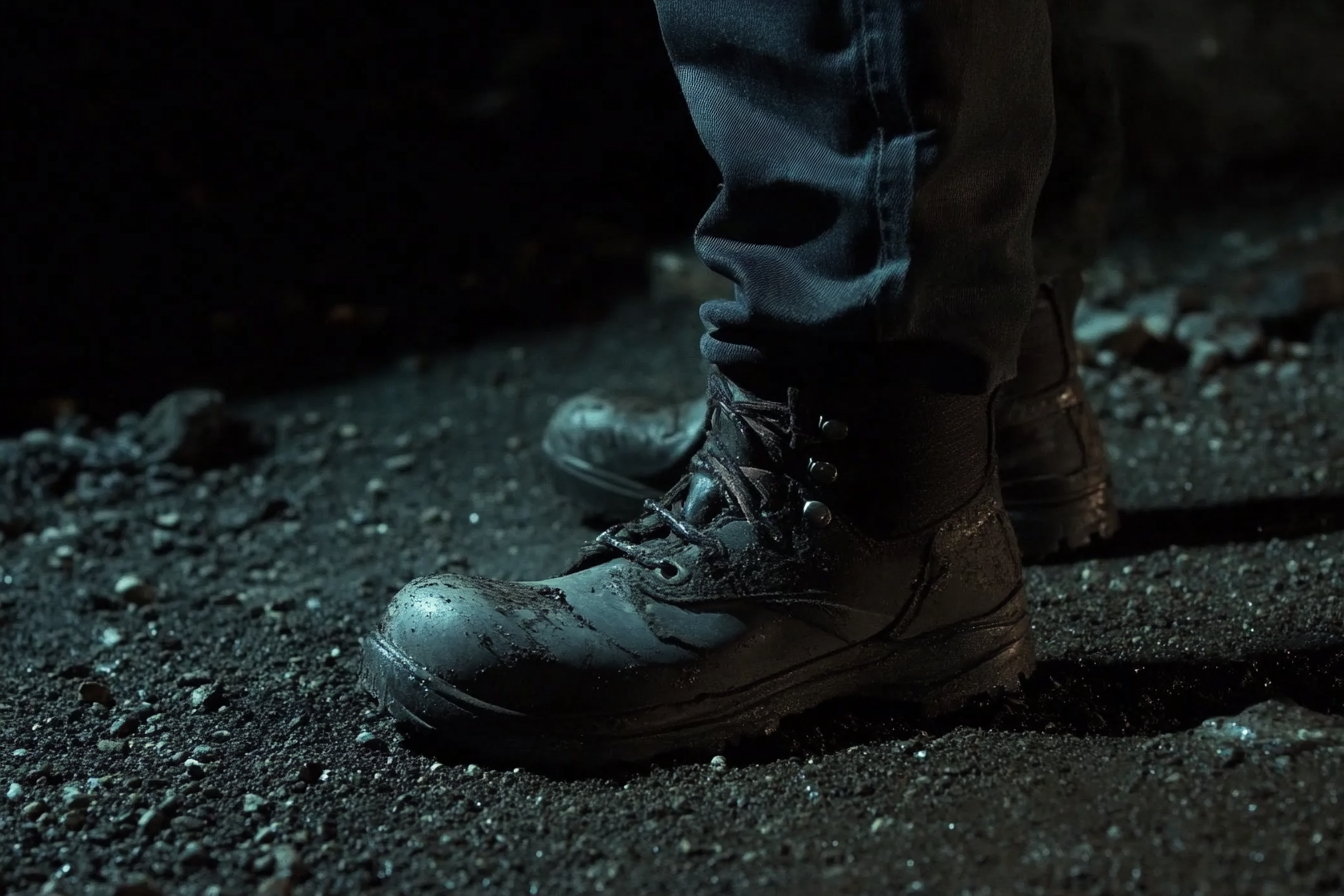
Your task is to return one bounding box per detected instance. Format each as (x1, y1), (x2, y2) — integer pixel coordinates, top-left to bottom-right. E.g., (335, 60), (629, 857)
(397, 645), (1344, 777)
(1042, 493), (1344, 564)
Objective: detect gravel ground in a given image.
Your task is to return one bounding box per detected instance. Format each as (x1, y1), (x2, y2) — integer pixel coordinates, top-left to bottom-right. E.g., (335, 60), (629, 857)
(3, 196), (1344, 895)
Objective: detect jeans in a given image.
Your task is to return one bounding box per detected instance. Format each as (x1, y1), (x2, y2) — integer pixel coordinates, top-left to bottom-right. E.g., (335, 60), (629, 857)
(653, 0), (1122, 389)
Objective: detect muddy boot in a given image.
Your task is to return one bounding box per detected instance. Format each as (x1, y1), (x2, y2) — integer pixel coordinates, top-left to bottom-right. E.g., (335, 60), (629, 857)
(995, 273), (1119, 557)
(361, 357), (1035, 767)
(541, 280), (1119, 557)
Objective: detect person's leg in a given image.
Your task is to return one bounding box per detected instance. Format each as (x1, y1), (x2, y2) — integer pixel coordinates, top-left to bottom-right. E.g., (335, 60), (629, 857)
(541, 3), (1124, 556)
(360, 0), (1055, 767)
(663, 0), (1053, 388)
(997, 0), (1125, 553)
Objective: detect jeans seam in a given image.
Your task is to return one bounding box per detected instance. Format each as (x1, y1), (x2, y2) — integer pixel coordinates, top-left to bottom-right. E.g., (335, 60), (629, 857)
(856, 0), (890, 340)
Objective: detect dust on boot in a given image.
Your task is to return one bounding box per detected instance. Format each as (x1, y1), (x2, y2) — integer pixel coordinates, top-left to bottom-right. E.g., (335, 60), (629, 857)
(361, 357), (1035, 767)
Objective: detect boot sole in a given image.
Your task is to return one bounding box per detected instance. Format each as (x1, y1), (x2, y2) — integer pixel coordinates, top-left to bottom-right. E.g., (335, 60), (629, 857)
(1008, 479), (1120, 560)
(358, 586), (1035, 769)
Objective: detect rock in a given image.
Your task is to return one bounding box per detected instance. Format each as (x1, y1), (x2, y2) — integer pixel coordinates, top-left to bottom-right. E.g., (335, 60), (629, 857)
(1187, 339), (1225, 377)
(272, 843), (310, 881)
(178, 840), (215, 867)
(97, 739), (128, 754)
(79, 680), (114, 706)
(137, 809), (165, 837)
(22, 800), (48, 820)
(1197, 699), (1344, 757)
(114, 575), (156, 606)
(709, 755), (729, 774)
(63, 809), (87, 831)
(137, 389), (271, 469)
(242, 793), (271, 814)
(189, 683), (224, 712)
(384, 454), (417, 472)
(109, 716), (140, 738)
(1074, 306), (1151, 362)
(63, 788), (92, 809)
(355, 731), (387, 752)
(1128, 286), (1181, 340)
(7, 782), (22, 801)
(177, 670), (213, 687)
(1173, 311), (1264, 369)
(1216, 317), (1264, 361)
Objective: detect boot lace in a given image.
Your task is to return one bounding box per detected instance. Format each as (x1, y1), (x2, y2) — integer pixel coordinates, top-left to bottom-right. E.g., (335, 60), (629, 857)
(583, 372), (807, 573)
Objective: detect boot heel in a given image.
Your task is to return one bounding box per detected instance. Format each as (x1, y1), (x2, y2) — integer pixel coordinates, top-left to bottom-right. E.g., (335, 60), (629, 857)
(1009, 480), (1119, 558)
(859, 585), (1036, 712)
(915, 632), (1036, 715)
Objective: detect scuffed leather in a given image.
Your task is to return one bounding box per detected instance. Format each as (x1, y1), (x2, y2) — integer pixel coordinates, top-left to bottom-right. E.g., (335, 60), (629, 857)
(375, 480), (1019, 717)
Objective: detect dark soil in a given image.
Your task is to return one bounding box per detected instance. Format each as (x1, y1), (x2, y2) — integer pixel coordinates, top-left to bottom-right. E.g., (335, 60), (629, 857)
(3, 195), (1344, 894)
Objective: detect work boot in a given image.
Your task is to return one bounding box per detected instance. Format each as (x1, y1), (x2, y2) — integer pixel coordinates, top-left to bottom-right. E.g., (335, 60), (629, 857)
(361, 356), (1035, 767)
(542, 276), (1118, 558)
(995, 273), (1119, 556)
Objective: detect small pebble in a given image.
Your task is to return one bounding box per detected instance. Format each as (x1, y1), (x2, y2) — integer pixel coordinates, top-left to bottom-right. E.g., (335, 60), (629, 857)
(97, 739), (127, 754)
(114, 575), (156, 606)
(7, 782), (23, 801)
(709, 755), (729, 773)
(63, 789), (91, 809)
(243, 793), (271, 814)
(355, 731), (387, 752)
(190, 683), (224, 711)
(109, 716), (140, 738)
(384, 454), (417, 473)
(23, 800), (49, 821)
(272, 843), (309, 880)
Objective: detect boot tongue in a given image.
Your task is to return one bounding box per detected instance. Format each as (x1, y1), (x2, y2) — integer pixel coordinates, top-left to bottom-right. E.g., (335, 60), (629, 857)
(680, 375), (781, 527)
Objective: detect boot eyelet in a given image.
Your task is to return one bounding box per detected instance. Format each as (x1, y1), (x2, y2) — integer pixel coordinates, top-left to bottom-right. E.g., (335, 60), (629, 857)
(655, 560), (690, 585)
(808, 460), (838, 485)
(802, 500), (832, 528)
(819, 418), (848, 441)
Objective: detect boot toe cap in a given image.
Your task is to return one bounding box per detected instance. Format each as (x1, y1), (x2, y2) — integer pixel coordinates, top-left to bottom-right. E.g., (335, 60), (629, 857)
(377, 574), (560, 683)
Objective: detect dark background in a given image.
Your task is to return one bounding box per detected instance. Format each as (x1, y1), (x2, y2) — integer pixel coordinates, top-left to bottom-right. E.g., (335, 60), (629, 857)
(4, 0), (1342, 435)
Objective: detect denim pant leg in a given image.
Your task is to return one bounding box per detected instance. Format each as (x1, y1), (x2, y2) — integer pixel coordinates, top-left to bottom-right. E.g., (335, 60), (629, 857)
(653, 0), (1056, 390)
